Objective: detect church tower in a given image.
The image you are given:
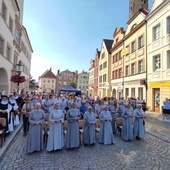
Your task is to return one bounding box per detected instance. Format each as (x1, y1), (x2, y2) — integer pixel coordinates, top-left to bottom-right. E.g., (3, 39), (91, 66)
(129, 0), (148, 18)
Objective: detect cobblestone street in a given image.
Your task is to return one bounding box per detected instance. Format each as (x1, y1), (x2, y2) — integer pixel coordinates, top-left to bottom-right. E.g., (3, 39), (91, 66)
(0, 114), (170, 170)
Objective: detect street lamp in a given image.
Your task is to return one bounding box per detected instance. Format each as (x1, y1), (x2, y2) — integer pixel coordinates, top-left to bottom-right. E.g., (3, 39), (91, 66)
(16, 60), (23, 92)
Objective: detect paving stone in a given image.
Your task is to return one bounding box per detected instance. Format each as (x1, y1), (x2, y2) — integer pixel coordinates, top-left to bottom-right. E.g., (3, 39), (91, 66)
(0, 115), (170, 169)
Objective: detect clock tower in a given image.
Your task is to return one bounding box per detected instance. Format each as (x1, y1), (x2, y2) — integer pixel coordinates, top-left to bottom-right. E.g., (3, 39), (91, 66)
(129, 0), (148, 18)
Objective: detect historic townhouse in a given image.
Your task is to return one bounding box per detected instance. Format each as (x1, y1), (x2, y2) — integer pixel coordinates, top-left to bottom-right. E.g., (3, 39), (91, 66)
(122, 0), (148, 101)
(38, 68), (56, 94)
(88, 59), (94, 96)
(98, 39), (113, 98)
(146, 0), (170, 112)
(93, 49), (100, 98)
(77, 70), (89, 95)
(0, 0), (33, 94)
(110, 27), (125, 99)
(56, 69), (78, 92)
(88, 48), (100, 98)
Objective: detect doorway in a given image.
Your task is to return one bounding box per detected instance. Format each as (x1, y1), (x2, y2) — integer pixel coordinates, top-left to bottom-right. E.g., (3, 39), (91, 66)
(153, 88), (160, 113)
(0, 68), (8, 94)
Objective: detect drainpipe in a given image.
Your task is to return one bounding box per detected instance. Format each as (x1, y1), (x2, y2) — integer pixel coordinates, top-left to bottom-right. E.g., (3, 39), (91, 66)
(145, 20), (148, 106)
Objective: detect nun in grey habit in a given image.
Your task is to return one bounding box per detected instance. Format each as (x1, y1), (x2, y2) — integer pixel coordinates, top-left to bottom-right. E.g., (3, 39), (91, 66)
(46, 103), (64, 151)
(99, 105), (114, 145)
(26, 103), (45, 153)
(121, 104), (133, 141)
(83, 106), (96, 146)
(133, 104), (146, 140)
(65, 102), (81, 150)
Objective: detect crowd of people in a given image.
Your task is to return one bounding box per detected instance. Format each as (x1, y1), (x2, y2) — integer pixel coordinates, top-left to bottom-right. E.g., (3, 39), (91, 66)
(0, 90), (148, 153)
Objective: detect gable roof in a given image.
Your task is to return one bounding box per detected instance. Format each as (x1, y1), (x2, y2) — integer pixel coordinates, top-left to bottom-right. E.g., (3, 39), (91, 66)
(103, 39), (113, 53)
(39, 68), (56, 79)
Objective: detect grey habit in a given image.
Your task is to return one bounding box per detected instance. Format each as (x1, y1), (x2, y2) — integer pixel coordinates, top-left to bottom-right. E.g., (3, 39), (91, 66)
(133, 108), (146, 138)
(47, 109), (64, 151)
(26, 109), (45, 153)
(83, 111), (96, 145)
(99, 110), (114, 145)
(65, 108), (81, 149)
(121, 108), (133, 141)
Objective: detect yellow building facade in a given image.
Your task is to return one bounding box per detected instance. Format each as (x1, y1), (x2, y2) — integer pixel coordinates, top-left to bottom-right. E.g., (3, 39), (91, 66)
(110, 28), (125, 99)
(146, 0), (170, 112)
(98, 39), (112, 98)
(122, 9), (148, 101)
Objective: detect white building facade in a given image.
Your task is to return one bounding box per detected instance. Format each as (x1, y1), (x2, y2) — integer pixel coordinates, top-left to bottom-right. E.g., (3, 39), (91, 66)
(0, 0), (33, 94)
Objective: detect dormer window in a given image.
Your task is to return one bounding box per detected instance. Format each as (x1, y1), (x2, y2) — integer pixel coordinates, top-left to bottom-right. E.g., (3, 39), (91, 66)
(131, 24), (138, 31)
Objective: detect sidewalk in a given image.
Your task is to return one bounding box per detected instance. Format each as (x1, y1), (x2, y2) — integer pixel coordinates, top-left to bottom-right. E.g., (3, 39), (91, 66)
(145, 111), (170, 143)
(0, 122), (22, 160)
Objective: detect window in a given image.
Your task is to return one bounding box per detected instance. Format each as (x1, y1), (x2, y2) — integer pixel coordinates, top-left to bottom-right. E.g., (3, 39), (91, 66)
(153, 24), (161, 41)
(103, 74), (106, 82)
(43, 80), (46, 83)
(99, 76), (102, 83)
(131, 88), (135, 97)
(1, 2), (7, 21)
(126, 45), (129, 56)
(138, 87), (143, 101)
(116, 38), (119, 44)
(153, 55), (161, 71)
(15, 28), (20, 44)
(113, 55), (116, 62)
(116, 70), (119, 78)
(112, 71), (115, 79)
(131, 63), (136, 75)
(102, 52), (105, 59)
(48, 80), (50, 83)
(9, 17), (13, 33)
(119, 69), (122, 78)
(100, 64), (102, 70)
(6, 45), (11, 61)
(126, 65), (130, 76)
(138, 36), (144, 48)
(0, 37), (4, 55)
(103, 61), (107, 69)
(119, 51), (121, 60)
(43, 85), (46, 88)
(131, 41), (136, 53)
(167, 16), (170, 34)
(52, 80), (54, 83)
(131, 23), (138, 31)
(167, 50), (170, 69)
(13, 54), (18, 65)
(138, 60), (143, 73)
(116, 53), (119, 61)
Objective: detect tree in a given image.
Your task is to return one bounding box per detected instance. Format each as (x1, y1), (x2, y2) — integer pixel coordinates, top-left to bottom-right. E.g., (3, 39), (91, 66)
(69, 81), (76, 88)
(29, 75), (38, 90)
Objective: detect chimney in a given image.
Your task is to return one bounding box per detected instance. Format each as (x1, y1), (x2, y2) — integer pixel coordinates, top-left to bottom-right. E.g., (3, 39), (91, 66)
(57, 69), (60, 74)
(50, 68), (52, 71)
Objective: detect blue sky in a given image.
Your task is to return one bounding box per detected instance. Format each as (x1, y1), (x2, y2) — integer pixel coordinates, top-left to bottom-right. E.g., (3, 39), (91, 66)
(23, 0), (153, 81)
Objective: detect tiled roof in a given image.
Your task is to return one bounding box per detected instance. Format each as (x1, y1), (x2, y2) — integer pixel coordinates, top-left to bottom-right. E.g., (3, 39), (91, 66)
(39, 69), (56, 79)
(103, 39), (113, 53)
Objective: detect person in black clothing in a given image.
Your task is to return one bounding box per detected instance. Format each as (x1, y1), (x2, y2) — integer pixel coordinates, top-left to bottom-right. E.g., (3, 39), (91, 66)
(64, 101), (72, 120)
(0, 95), (12, 133)
(21, 97), (34, 137)
(15, 93), (26, 120)
(142, 100), (147, 113)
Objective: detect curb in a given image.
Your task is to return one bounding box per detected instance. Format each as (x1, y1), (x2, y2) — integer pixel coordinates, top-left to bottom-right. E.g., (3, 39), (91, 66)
(146, 130), (170, 144)
(0, 122), (23, 161)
